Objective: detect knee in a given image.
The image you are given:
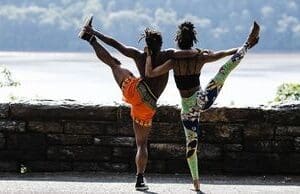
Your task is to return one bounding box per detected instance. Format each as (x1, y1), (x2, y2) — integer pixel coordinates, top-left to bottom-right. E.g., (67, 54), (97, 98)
(136, 140), (148, 150)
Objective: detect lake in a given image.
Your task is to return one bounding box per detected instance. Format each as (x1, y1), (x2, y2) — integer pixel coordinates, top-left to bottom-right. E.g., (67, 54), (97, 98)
(0, 52), (299, 107)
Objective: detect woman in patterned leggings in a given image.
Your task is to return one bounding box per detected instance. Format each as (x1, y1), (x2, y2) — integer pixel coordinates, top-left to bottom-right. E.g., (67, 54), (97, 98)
(145, 21), (260, 191)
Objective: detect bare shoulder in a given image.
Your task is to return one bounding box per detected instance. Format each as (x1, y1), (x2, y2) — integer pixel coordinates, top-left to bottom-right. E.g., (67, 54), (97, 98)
(197, 48), (213, 57)
(159, 49), (174, 60)
(193, 48), (208, 63)
(162, 48), (175, 55)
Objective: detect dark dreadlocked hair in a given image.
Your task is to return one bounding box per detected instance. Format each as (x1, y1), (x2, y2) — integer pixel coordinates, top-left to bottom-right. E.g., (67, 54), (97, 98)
(139, 28), (163, 55)
(175, 21), (198, 50)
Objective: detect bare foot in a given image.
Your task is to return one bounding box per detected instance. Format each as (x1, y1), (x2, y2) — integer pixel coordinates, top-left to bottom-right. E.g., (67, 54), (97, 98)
(193, 179), (200, 191)
(246, 21), (260, 49)
(78, 15), (94, 42)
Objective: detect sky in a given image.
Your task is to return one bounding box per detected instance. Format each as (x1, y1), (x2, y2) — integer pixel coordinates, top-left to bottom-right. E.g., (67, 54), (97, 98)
(0, 0), (300, 52)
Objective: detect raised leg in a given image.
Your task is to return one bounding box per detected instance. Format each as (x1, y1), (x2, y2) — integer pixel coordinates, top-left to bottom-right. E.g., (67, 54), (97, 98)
(90, 40), (133, 87)
(197, 21), (260, 110)
(197, 44), (248, 110)
(79, 16), (133, 87)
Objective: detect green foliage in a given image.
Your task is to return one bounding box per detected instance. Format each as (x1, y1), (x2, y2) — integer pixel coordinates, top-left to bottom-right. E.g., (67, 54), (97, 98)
(274, 83), (300, 103)
(0, 65), (20, 88)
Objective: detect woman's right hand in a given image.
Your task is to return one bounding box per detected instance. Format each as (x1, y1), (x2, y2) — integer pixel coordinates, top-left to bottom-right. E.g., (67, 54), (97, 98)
(144, 46), (152, 56)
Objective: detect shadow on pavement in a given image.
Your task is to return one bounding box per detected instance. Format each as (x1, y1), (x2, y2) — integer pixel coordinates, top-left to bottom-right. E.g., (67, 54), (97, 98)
(0, 172), (299, 186)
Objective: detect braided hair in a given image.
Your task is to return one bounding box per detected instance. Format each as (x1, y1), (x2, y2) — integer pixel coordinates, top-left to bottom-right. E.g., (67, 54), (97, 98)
(140, 28), (163, 55)
(175, 21), (198, 50)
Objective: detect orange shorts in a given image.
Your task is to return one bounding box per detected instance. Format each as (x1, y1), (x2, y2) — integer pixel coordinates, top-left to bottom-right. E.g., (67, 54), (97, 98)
(121, 76), (157, 127)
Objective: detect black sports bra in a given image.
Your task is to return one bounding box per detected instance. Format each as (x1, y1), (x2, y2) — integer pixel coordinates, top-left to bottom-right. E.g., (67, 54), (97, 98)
(174, 74), (200, 90)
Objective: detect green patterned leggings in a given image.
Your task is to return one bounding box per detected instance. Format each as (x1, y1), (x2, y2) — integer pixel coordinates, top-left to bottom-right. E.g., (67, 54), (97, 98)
(180, 45), (248, 180)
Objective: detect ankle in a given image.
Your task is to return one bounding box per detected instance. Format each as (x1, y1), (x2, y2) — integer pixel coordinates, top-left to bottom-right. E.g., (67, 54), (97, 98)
(244, 42), (250, 49)
(136, 173), (144, 178)
(193, 179), (200, 191)
(89, 36), (96, 45)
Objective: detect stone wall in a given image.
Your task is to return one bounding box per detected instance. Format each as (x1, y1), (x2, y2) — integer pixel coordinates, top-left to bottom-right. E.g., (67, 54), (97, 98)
(0, 100), (299, 174)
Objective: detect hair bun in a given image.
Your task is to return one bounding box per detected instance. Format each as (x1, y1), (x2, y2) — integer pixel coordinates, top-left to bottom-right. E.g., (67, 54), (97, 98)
(180, 22), (195, 31)
(175, 21), (198, 49)
(182, 26), (190, 31)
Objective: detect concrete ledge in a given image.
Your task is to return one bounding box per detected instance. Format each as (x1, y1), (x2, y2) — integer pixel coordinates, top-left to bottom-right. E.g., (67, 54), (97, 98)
(0, 100), (299, 174)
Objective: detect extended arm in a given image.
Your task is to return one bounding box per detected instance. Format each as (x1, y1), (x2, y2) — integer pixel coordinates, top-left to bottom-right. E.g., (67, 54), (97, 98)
(84, 26), (142, 60)
(145, 48), (173, 78)
(203, 48), (238, 63)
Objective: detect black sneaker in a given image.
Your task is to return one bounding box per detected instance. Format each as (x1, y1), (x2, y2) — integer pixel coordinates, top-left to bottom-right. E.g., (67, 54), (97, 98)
(78, 15), (95, 43)
(135, 173), (149, 191)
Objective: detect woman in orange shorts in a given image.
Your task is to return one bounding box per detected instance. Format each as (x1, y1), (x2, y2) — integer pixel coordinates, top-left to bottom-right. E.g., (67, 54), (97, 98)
(79, 16), (198, 190)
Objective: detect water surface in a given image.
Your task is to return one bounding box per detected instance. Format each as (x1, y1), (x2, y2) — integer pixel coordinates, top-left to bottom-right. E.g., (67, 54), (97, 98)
(0, 52), (299, 107)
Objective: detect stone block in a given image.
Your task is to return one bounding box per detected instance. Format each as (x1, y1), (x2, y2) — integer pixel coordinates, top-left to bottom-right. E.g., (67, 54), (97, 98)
(94, 136), (135, 147)
(265, 109), (300, 125)
(26, 161), (73, 172)
(244, 140), (294, 153)
(295, 137), (300, 152)
(105, 122), (134, 136)
(278, 153), (300, 173)
(147, 160), (167, 173)
(274, 135), (294, 140)
(73, 162), (104, 171)
(116, 106), (131, 122)
(7, 133), (46, 150)
(150, 143), (185, 159)
(149, 122), (185, 143)
(47, 146), (111, 161)
(165, 159), (187, 173)
(28, 121), (63, 133)
(47, 134), (94, 145)
(154, 106), (181, 122)
(223, 144), (243, 152)
(75, 162), (130, 172)
(198, 144), (222, 160)
(199, 160), (224, 173)
(0, 104), (9, 118)
(0, 149), (45, 160)
(224, 152), (281, 173)
(109, 163), (130, 172)
(0, 120), (26, 133)
(200, 124), (242, 143)
(0, 161), (18, 172)
(276, 126), (300, 137)
(64, 121), (111, 135)
(10, 101), (119, 121)
(112, 147), (135, 159)
(244, 123), (274, 140)
(200, 108), (265, 122)
(0, 133), (5, 149)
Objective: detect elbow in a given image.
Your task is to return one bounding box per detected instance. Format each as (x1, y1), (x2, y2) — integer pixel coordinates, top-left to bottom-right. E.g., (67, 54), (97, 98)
(145, 71), (155, 78)
(215, 53), (226, 60)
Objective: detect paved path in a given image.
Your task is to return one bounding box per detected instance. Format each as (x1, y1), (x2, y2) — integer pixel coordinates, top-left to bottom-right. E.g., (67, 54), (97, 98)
(0, 172), (299, 194)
